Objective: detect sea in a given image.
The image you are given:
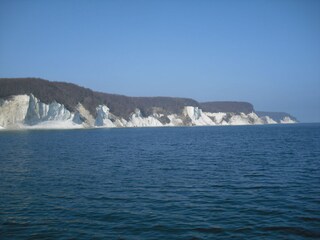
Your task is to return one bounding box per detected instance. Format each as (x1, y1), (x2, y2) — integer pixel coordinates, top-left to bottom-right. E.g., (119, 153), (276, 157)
(0, 124), (320, 239)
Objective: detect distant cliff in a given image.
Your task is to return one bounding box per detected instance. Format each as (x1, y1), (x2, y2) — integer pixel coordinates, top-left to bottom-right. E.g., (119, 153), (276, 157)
(0, 78), (298, 129)
(256, 111), (298, 124)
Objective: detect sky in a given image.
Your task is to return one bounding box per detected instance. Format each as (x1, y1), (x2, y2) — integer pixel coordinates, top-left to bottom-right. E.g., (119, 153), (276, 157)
(0, 0), (319, 122)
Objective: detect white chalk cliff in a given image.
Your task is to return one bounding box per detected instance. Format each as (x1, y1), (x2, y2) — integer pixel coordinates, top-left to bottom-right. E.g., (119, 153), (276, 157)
(0, 94), (297, 130)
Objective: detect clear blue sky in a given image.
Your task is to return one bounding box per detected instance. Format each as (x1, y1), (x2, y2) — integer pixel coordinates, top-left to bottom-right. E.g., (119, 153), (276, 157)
(1, 0), (319, 122)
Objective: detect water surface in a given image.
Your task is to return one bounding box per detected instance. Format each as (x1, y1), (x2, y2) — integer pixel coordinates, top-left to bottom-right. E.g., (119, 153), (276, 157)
(1, 124), (320, 239)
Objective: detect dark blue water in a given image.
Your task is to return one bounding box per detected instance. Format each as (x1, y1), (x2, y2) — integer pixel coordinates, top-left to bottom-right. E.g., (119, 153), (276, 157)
(1, 124), (320, 239)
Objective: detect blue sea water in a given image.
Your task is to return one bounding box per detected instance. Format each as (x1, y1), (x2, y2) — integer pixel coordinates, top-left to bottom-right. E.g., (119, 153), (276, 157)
(0, 124), (320, 239)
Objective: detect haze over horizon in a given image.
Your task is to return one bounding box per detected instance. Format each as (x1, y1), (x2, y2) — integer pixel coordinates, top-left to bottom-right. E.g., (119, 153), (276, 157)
(0, 0), (319, 122)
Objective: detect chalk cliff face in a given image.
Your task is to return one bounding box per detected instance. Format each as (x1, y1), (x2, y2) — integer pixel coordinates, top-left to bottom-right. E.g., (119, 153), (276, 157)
(25, 94), (72, 125)
(95, 105), (117, 127)
(0, 95), (30, 128)
(0, 95), (297, 130)
(0, 95), (80, 129)
(0, 78), (298, 130)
